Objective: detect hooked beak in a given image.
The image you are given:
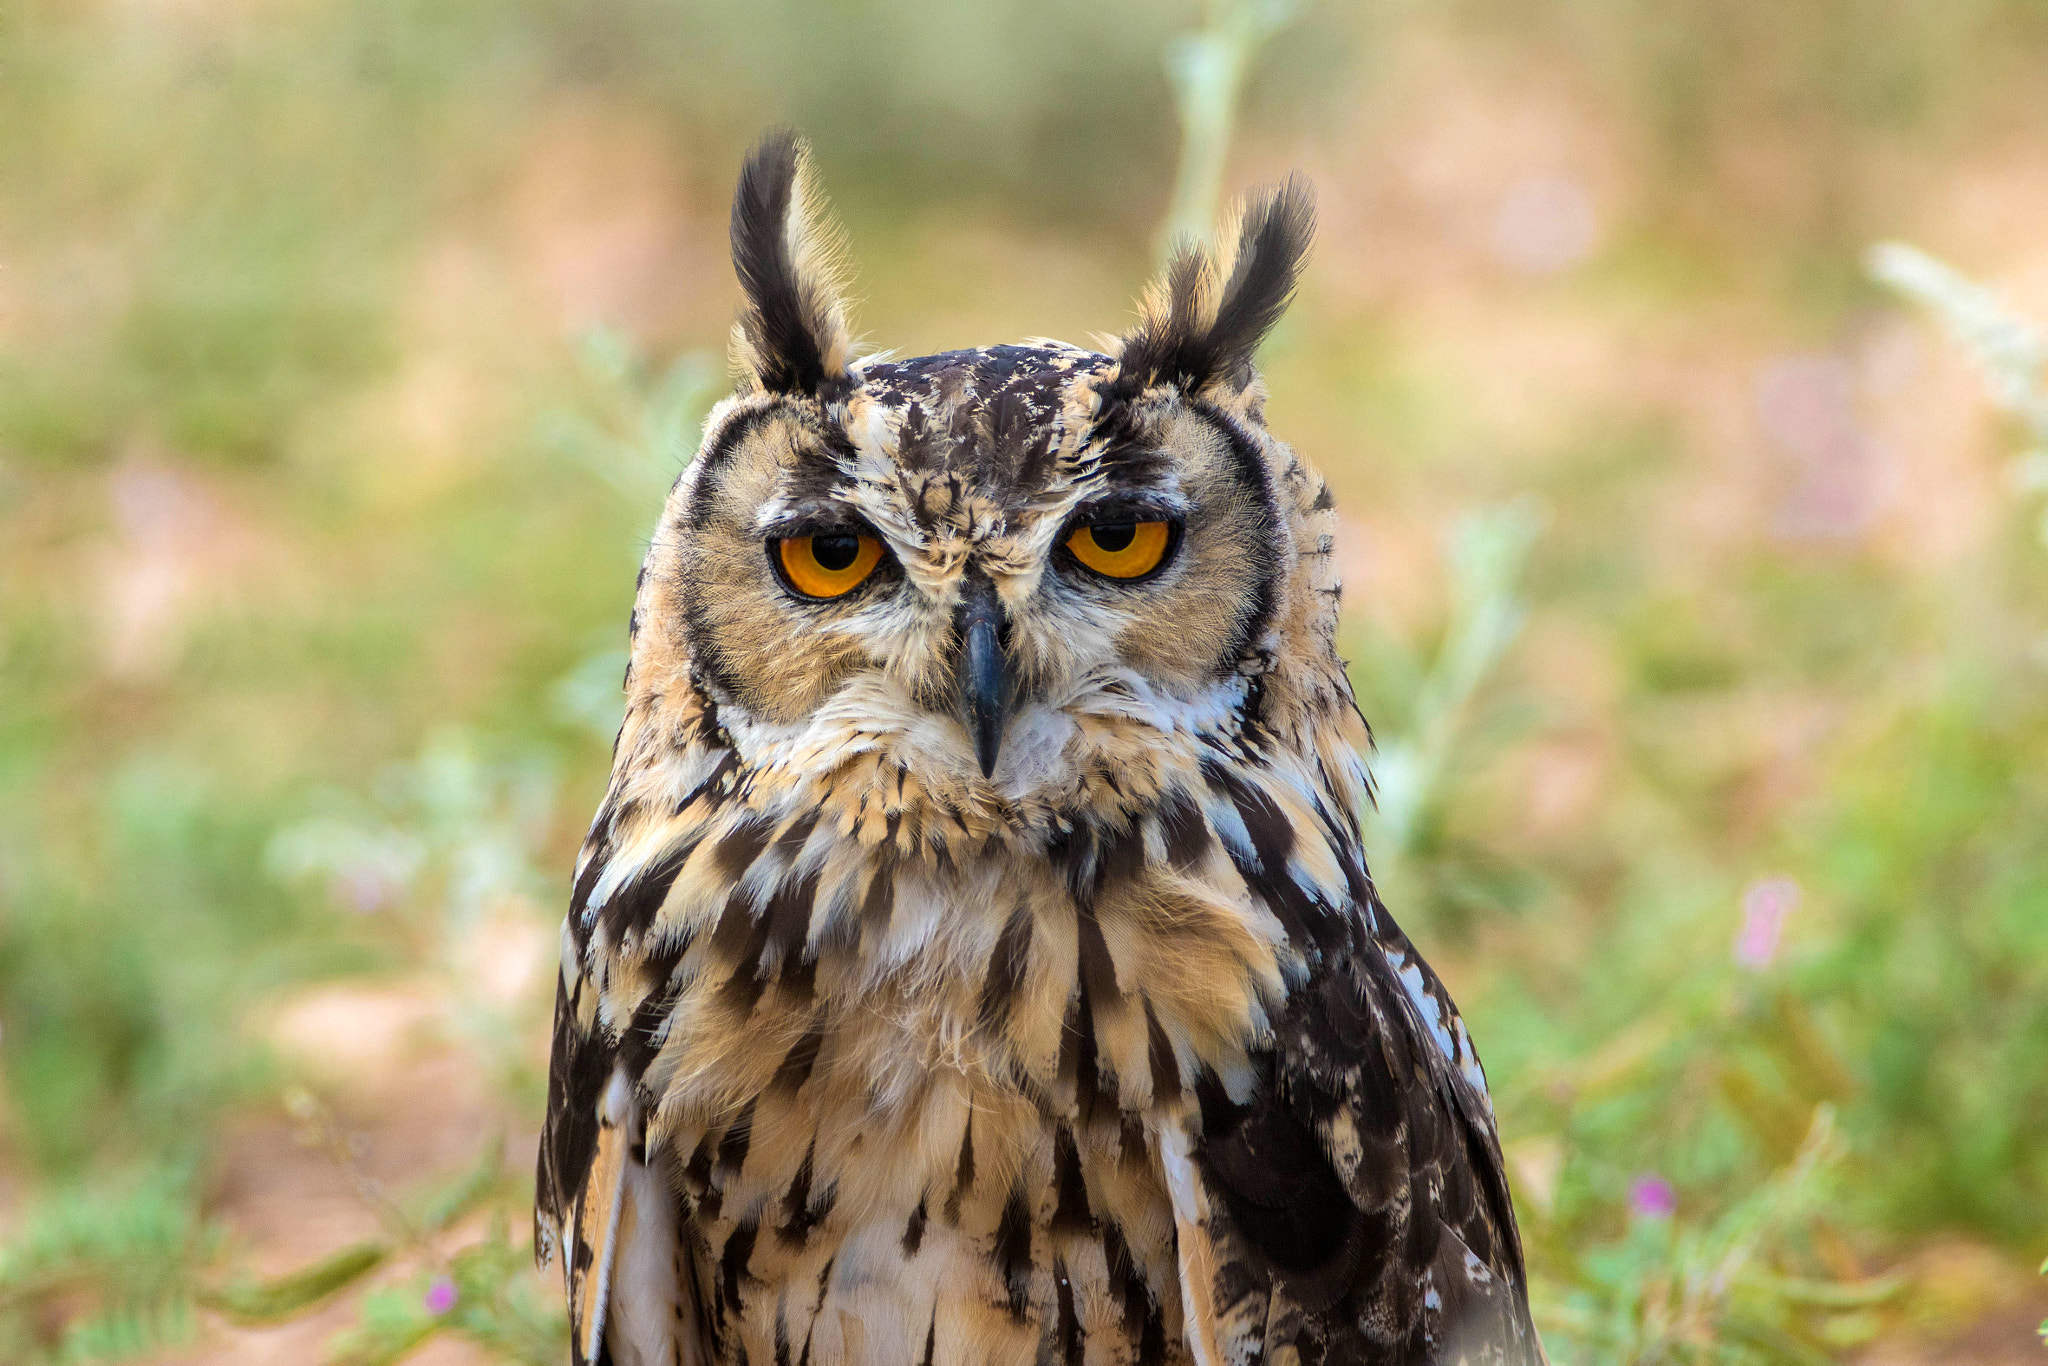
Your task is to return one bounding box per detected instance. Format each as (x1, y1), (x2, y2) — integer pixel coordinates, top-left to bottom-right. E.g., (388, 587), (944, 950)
(958, 580), (1009, 780)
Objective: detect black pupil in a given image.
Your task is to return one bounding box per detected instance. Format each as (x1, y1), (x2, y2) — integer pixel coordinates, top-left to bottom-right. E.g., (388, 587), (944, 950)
(1090, 523), (1137, 553)
(811, 535), (862, 572)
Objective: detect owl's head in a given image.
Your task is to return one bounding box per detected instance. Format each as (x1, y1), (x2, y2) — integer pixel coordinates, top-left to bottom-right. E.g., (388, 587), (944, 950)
(621, 133), (1358, 835)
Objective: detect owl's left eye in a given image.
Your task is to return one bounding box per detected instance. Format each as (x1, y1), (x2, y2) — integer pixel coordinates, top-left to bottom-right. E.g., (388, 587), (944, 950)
(771, 533), (884, 600)
(1064, 519), (1179, 581)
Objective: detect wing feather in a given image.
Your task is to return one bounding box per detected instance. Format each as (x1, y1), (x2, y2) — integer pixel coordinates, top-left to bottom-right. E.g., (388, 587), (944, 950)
(538, 946), (697, 1366)
(570, 1068), (632, 1364)
(1158, 1122), (1230, 1366)
(1166, 906), (1546, 1365)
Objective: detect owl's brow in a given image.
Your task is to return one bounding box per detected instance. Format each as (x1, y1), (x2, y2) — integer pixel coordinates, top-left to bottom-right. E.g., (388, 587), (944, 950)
(1064, 490), (1189, 525)
(755, 501), (876, 538)
(1082, 410), (1181, 483)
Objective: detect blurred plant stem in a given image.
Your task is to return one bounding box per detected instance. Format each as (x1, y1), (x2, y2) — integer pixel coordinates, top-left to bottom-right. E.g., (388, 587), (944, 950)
(1873, 244), (2048, 1346)
(1365, 499), (1545, 897)
(1868, 242), (2048, 561)
(1157, 0), (1296, 257)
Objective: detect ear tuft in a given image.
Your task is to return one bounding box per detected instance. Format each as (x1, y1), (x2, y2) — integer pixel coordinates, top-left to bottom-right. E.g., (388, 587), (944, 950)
(1114, 175), (1315, 399)
(729, 130), (855, 396)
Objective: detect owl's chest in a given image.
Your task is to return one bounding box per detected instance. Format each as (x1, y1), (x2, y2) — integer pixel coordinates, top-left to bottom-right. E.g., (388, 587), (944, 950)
(666, 1064), (1188, 1365)
(638, 860), (1209, 1364)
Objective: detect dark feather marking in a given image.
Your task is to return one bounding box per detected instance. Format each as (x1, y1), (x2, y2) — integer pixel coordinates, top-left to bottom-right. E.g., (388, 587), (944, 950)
(777, 1137), (835, 1246)
(1119, 1115), (1148, 1169)
(1049, 1124), (1092, 1234)
(1054, 1256), (1083, 1366)
(1100, 1222), (1167, 1365)
(1199, 757), (1353, 956)
(777, 414), (860, 506)
(1143, 998), (1183, 1106)
(1212, 758), (1296, 869)
(761, 864), (823, 993)
(1157, 788), (1213, 872)
(1192, 1064), (1373, 1304)
(772, 1020), (826, 1094)
(597, 838), (698, 945)
(533, 974), (615, 1266)
(809, 867), (865, 957)
(992, 1188), (1033, 1321)
(713, 815), (777, 885)
(858, 865), (895, 943)
(711, 889), (778, 1017)
(569, 838), (612, 937)
(978, 903), (1033, 1029)
(778, 946), (818, 1003)
(1186, 402), (1283, 671)
(901, 1195), (928, 1257)
(683, 750), (741, 816)
(919, 1311), (937, 1366)
(1096, 821), (1146, 898)
(717, 1096), (756, 1182)
(1054, 819), (1146, 911)
(679, 411), (796, 701)
(719, 1218), (758, 1318)
(681, 407), (774, 522)
(942, 1113), (974, 1225)
(683, 1131), (717, 1194)
(1046, 823), (1090, 906)
(616, 943), (693, 1081)
(1112, 248), (1205, 398)
(1057, 984), (1108, 1125)
(794, 1260), (831, 1366)
(1074, 904), (1121, 1010)
(772, 809), (820, 859)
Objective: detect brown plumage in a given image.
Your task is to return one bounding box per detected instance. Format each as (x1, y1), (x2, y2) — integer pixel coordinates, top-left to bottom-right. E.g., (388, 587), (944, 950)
(535, 129), (1545, 1366)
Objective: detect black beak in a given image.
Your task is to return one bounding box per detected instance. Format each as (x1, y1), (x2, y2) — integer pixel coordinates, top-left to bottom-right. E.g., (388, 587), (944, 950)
(958, 580), (1009, 779)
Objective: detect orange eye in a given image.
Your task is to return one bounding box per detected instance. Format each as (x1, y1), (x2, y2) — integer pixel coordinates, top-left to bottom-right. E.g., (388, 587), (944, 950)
(1065, 520), (1176, 580)
(774, 533), (884, 599)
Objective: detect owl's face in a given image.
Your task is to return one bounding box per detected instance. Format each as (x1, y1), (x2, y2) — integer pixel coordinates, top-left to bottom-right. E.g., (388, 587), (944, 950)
(628, 136), (1337, 823)
(676, 344), (1285, 795)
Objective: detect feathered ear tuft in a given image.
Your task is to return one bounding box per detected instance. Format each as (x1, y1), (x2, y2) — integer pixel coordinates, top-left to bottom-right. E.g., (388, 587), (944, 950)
(729, 130), (855, 396)
(1113, 175), (1315, 399)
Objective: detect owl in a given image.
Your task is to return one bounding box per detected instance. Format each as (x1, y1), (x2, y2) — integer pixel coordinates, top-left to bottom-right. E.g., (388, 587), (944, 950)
(536, 132), (1544, 1366)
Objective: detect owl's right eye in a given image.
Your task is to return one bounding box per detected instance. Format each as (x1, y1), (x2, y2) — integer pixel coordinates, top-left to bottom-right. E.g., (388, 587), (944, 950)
(771, 533), (884, 600)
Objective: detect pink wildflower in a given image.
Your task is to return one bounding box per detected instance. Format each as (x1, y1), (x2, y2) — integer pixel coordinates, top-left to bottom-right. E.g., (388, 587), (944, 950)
(424, 1277), (458, 1315)
(1735, 876), (1800, 969)
(1629, 1175), (1677, 1220)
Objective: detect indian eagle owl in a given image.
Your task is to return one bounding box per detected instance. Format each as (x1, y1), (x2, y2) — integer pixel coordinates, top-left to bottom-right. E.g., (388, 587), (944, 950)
(536, 131), (1544, 1366)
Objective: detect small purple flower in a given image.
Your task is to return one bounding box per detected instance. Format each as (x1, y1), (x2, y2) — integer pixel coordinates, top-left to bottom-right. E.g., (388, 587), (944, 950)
(424, 1276), (458, 1315)
(1629, 1175), (1677, 1220)
(333, 863), (400, 915)
(1734, 876), (1800, 969)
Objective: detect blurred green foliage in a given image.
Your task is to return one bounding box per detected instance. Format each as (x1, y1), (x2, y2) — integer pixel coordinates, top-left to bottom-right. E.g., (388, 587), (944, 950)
(2, 0), (2047, 1360)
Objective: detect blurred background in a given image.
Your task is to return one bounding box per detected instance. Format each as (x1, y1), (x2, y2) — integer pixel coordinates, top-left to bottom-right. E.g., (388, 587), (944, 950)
(3, 0), (2047, 1361)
